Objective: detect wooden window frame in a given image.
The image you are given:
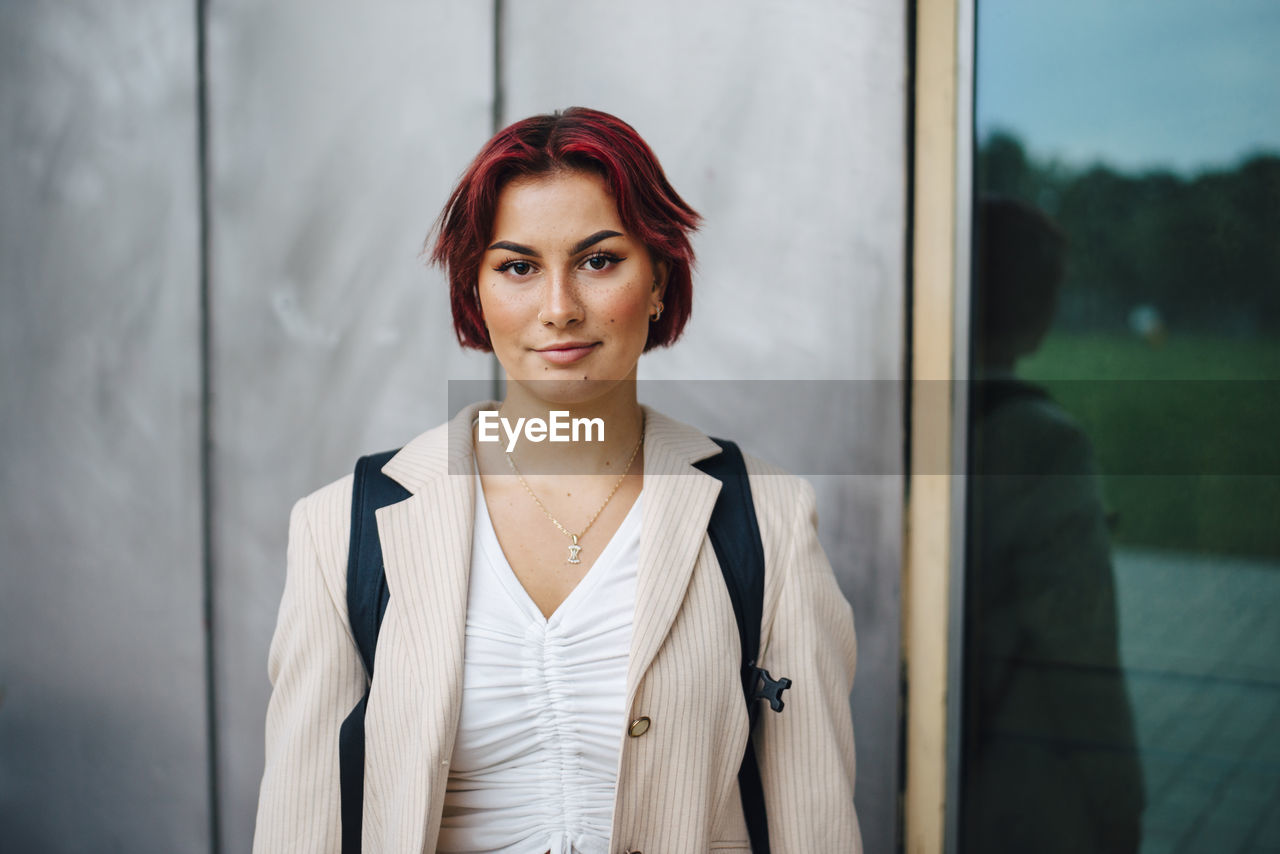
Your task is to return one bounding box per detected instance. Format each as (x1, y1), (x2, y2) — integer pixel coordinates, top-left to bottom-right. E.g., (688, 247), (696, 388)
(904, 0), (974, 852)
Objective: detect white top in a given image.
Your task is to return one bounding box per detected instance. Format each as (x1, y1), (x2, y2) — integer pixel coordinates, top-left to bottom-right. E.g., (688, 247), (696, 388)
(436, 476), (642, 854)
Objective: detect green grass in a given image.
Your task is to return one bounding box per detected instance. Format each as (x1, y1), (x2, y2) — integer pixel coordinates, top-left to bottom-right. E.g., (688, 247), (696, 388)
(1020, 332), (1280, 380)
(1015, 332), (1280, 558)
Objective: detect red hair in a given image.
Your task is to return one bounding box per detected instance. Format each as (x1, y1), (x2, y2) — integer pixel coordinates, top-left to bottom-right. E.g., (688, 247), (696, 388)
(428, 107), (701, 351)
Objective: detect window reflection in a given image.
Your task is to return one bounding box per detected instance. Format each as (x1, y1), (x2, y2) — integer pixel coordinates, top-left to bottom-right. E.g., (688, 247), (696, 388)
(964, 198), (1145, 853)
(964, 4), (1280, 851)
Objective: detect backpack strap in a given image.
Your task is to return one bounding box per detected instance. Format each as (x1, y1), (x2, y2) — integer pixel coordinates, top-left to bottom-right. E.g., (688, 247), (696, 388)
(695, 438), (790, 854)
(338, 449), (408, 854)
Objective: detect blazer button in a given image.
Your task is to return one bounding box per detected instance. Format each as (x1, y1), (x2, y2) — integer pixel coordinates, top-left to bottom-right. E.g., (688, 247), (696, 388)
(628, 716), (651, 737)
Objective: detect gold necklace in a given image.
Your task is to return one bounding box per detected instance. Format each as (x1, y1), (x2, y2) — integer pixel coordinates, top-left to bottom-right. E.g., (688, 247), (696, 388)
(503, 424), (644, 565)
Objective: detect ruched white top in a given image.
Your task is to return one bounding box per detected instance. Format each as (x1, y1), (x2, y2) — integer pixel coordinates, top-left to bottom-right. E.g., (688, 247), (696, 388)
(436, 476), (641, 854)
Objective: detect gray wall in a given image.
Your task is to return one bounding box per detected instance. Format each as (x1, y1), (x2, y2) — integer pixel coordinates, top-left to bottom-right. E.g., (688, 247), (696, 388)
(204, 3), (494, 845)
(0, 2), (209, 851)
(0, 2), (906, 851)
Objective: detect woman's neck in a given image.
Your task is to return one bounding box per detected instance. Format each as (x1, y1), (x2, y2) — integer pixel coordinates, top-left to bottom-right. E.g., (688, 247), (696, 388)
(474, 379), (645, 477)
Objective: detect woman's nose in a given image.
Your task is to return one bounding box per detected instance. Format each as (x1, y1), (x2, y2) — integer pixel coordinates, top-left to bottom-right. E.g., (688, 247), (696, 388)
(538, 269), (584, 327)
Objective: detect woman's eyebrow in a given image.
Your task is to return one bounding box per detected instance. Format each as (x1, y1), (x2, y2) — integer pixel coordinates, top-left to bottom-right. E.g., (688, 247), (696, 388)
(570, 230), (623, 254)
(487, 240), (538, 256)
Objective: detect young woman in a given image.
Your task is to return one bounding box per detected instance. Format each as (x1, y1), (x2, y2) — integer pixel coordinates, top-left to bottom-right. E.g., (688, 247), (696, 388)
(254, 107), (861, 854)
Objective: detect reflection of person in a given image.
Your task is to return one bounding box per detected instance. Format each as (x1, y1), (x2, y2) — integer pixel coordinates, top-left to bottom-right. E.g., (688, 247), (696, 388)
(253, 108), (861, 853)
(963, 197), (1145, 853)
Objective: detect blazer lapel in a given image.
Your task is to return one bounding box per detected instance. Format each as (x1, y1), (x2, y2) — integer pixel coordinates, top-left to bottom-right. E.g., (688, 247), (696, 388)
(626, 407), (725, 706)
(372, 402), (484, 850)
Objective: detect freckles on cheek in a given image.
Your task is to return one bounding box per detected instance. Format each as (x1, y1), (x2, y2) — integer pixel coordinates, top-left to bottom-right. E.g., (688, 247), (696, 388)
(480, 284), (533, 331)
(613, 285), (650, 319)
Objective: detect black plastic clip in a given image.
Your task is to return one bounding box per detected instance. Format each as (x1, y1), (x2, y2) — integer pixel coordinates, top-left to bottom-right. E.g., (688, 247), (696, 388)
(746, 663), (793, 712)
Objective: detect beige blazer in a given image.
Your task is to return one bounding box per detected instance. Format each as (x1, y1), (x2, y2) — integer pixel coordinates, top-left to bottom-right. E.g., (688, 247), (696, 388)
(254, 404), (861, 853)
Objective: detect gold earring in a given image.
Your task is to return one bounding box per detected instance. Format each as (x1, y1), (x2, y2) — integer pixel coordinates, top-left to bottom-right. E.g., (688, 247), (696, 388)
(650, 301), (664, 322)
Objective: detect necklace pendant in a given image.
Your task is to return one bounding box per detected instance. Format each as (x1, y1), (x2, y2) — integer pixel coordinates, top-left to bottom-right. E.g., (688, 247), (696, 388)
(567, 535), (582, 565)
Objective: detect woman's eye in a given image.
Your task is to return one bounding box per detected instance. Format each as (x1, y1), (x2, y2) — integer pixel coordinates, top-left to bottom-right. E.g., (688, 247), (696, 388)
(583, 252), (622, 272)
(496, 259), (534, 276)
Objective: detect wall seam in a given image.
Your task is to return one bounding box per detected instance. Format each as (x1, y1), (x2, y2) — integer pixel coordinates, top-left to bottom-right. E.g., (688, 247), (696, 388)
(194, 0), (221, 851)
(489, 0), (505, 396)
(898, 0), (918, 845)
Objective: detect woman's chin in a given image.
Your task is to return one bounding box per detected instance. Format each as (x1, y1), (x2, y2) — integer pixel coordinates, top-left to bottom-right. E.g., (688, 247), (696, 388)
(507, 374), (630, 408)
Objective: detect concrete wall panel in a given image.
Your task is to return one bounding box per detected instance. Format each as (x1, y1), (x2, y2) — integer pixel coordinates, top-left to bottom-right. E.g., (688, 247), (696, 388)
(205, 2), (495, 846)
(1, 4), (908, 850)
(503, 3), (907, 851)
(0, 3), (208, 851)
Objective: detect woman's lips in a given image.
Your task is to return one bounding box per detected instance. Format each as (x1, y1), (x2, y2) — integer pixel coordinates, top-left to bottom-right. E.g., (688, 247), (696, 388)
(535, 342), (600, 365)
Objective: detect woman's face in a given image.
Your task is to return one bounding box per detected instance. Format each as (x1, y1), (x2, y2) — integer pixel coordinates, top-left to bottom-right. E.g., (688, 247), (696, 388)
(477, 169), (666, 402)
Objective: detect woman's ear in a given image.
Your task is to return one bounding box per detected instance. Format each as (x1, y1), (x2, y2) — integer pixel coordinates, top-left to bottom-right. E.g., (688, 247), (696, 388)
(652, 258), (670, 300)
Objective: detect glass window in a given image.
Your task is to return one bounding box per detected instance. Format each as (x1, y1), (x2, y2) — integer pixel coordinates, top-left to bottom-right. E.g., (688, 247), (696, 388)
(962, 3), (1280, 852)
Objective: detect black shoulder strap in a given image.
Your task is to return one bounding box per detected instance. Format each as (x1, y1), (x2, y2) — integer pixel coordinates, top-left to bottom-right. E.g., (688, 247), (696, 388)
(695, 438), (790, 854)
(338, 449), (407, 854)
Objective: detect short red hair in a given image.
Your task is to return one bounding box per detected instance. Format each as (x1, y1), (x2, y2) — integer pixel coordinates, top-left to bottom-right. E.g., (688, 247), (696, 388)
(428, 107), (701, 351)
